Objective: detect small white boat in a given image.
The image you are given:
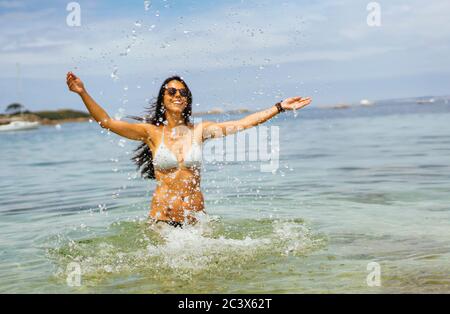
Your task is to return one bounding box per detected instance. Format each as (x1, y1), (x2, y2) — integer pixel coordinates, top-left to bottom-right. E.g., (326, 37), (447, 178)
(360, 99), (374, 106)
(0, 120), (40, 132)
(417, 98), (435, 104)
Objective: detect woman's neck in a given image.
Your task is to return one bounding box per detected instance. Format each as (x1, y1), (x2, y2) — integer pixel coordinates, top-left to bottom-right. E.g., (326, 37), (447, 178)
(165, 111), (185, 128)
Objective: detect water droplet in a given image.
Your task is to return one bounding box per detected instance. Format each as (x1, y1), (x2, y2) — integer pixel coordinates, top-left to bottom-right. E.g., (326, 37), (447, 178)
(110, 67), (119, 81)
(98, 204), (107, 213)
(144, 0), (151, 11)
(115, 107), (126, 120)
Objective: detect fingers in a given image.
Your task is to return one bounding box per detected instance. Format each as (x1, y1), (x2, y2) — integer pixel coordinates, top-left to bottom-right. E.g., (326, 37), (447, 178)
(286, 96), (311, 104)
(66, 71), (78, 83)
(288, 96), (302, 103)
(294, 98), (312, 109)
(296, 97), (311, 103)
(285, 97), (311, 110)
(67, 72), (76, 89)
(285, 96), (304, 105)
(66, 72), (73, 84)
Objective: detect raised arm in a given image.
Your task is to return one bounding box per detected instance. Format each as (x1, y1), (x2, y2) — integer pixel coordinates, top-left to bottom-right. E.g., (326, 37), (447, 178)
(202, 96), (312, 140)
(66, 72), (153, 141)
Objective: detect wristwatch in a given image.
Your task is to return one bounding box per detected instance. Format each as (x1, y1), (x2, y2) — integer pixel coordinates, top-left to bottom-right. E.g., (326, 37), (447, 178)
(275, 102), (285, 113)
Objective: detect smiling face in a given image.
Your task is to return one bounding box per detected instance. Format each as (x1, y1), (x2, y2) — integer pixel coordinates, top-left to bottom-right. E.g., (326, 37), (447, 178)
(162, 80), (189, 114)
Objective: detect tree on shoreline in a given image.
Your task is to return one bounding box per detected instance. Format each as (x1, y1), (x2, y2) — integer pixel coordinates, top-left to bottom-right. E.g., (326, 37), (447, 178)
(5, 103), (25, 115)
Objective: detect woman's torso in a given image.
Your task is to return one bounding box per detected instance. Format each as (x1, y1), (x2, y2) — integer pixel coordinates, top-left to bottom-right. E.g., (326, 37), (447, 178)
(145, 124), (205, 223)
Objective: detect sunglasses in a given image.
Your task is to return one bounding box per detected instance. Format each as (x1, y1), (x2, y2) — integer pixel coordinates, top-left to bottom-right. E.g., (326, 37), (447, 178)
(165, 87), (189, 98)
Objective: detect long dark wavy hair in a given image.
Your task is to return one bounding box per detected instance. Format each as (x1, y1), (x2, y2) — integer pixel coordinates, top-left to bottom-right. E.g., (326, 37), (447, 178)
(130, 76), (193, 179)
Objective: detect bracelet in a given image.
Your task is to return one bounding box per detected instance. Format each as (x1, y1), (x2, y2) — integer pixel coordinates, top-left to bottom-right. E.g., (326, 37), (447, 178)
(275, 102), (285, 113)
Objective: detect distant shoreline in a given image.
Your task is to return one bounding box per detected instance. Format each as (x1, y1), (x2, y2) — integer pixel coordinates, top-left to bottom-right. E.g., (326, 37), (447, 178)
(0, 108), (252, 125)
(2, 95), (448, 126)
(0, 109), (90, 125)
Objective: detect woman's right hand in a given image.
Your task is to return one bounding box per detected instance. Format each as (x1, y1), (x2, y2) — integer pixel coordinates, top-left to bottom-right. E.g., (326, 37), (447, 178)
(66, 71), (85, 94)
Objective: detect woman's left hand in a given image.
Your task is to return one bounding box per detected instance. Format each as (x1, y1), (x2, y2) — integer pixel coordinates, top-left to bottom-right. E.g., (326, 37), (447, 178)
(281, 96), (312, 111)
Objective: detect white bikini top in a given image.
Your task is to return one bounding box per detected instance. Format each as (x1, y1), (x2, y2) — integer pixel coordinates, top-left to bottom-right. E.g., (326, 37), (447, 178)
(153, 127), (202, 171)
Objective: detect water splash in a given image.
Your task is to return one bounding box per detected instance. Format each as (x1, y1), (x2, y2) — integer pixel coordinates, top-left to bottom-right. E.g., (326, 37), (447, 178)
(48, 217), (326, 283)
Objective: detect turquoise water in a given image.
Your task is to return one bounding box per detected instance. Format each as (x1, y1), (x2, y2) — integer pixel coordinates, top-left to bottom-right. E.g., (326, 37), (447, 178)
(1, 102), (450, 293)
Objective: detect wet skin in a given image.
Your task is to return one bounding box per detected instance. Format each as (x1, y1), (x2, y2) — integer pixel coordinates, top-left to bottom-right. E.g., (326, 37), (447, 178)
(145, 80), (206, 223)
(66, 72), (312, 224)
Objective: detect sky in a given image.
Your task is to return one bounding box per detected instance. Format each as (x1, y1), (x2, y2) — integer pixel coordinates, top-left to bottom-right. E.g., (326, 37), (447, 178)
(1, 0), (450, 115)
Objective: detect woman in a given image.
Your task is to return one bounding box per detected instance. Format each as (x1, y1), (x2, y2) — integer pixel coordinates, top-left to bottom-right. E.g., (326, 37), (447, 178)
(66, 72), (311, 227)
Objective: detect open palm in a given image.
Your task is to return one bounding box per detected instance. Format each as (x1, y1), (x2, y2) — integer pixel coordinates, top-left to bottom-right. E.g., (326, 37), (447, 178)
(281, 96), (312, 111)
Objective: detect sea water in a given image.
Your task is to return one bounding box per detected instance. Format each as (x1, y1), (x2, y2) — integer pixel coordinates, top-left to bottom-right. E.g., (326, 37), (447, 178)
(0, 101), (449, 293)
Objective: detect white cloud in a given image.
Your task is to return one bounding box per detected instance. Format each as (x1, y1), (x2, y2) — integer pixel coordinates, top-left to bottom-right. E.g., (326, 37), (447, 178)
(0, 0), (449, 110)
(0, 0), (408, 76)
